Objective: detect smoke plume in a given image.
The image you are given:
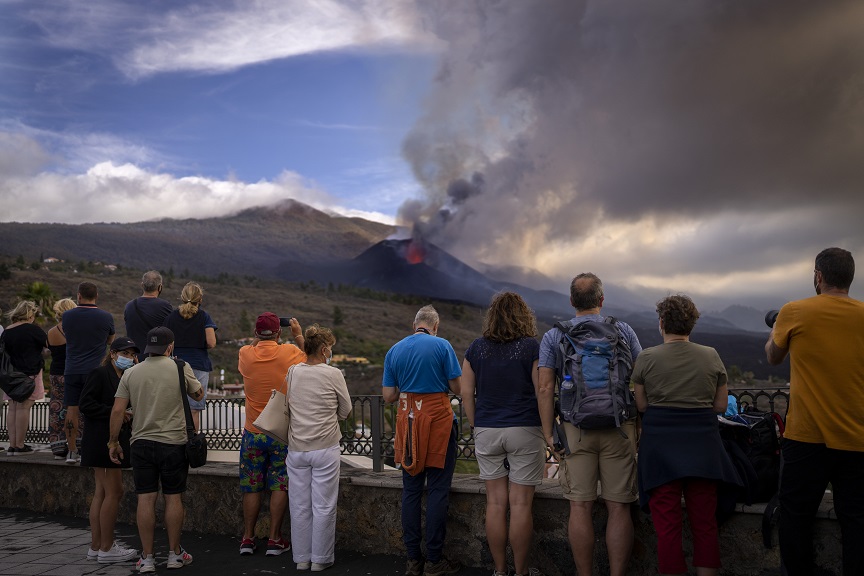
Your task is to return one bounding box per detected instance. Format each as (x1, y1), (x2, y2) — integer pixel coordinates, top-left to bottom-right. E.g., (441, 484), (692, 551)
(400, 0), (864, 275)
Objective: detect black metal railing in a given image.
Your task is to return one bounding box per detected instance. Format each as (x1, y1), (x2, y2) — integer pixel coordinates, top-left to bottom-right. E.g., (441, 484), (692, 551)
(1, 388), (789, 470)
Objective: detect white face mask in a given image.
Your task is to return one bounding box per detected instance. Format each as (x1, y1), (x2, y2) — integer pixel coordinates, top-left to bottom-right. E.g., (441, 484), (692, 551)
(658, 320), (664, 339)
(325, 347), (333, 365)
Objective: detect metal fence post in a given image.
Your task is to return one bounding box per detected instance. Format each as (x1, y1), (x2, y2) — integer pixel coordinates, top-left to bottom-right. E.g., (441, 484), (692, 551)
(371, 396), (383, 472)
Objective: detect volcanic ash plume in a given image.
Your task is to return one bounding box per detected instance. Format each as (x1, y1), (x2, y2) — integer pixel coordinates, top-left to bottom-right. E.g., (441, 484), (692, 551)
(399, 0), (864, 270)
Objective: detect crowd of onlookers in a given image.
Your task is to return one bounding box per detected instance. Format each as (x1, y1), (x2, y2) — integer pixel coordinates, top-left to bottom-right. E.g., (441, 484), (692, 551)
(1, 246), (862, 576)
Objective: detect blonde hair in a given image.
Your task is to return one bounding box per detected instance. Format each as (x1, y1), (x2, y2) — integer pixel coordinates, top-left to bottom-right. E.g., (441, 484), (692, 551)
(7, 300), (39, 323)
(53, 298), (76, 317)
(179, 282), (204, 320)
(303, 324), (335, 357)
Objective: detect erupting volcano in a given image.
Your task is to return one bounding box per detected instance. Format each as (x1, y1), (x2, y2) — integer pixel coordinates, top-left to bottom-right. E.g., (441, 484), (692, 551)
(404, 239), (427, 265)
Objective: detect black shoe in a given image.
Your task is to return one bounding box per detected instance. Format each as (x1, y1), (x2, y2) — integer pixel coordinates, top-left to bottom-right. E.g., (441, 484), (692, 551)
(16, 445), (34, 454)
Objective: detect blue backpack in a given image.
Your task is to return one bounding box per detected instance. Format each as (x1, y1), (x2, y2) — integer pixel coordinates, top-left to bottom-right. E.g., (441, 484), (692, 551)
(555, 317), (635, 432)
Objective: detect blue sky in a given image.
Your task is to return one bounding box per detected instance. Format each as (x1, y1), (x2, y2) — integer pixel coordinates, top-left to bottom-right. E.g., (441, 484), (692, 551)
(2, 1), (863, 307)
(0, 0), (439, 223)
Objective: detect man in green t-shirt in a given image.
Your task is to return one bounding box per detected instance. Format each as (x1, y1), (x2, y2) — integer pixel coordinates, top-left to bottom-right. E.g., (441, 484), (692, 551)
(108, 327), (203, 573)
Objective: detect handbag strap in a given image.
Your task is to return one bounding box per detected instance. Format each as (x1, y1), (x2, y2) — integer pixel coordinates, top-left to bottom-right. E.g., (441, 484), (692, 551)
(284, 365), (296, 408)
(175, 359), (195, 441)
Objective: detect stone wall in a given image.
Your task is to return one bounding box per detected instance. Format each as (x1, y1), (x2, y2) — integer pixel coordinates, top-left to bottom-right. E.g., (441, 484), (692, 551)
(0, 454), (842, 575)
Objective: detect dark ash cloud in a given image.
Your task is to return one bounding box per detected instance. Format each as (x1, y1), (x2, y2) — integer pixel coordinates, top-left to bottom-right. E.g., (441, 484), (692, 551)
(400, 0), (864, 281)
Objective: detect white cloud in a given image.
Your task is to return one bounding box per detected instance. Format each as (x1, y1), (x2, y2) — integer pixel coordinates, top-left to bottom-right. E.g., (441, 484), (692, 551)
(23, 0), (440, 80)
(0, 156), (394, 226)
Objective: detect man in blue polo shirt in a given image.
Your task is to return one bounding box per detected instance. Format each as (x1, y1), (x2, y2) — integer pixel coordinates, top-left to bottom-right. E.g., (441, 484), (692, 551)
(62, 281), (115, 464)
(383, 305), (461, 576)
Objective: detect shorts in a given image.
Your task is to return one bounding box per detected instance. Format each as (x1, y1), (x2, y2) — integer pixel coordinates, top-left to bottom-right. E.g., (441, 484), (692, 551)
(188, 370), (209, 411)
(474, 426), (546, 486)
(63, 373), (88, 407)
(559, 419), (638, 503)
(131, 440), (189, 495)
(239, 430), (289, 493)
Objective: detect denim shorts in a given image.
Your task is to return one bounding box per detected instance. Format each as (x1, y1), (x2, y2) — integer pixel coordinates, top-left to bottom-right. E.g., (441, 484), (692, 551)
(239, 430), (289, 492)
(188, 370), (209, 411)
(131, 440), (189, 495)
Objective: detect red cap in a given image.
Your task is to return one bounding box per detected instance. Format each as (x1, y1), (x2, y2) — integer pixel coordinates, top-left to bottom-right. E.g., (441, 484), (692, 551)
(255, 312), (280, 337)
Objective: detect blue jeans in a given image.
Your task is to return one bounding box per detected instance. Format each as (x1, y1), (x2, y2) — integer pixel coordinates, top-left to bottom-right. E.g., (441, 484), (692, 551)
(401, 422), (457, 563)
(779, 438), (864, 576)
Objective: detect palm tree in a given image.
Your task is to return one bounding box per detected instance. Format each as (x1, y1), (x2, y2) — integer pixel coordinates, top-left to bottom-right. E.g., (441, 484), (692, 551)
(19, 281), (58, 321)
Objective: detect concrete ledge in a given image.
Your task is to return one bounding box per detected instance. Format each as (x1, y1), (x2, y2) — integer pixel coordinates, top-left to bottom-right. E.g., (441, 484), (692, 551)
(0, 452), (841, 575)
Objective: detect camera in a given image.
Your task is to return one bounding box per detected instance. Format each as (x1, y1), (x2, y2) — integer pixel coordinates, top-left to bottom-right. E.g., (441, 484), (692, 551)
(279, 317), (293, 327)
(765, 310), (780, 328)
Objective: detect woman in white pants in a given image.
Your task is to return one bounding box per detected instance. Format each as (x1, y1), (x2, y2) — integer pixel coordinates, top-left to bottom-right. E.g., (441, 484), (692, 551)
(285, 324), (352, 572)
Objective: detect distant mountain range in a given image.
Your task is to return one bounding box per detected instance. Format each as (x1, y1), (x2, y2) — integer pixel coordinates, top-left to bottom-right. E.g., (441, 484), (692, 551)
(0, 200), (786, 379)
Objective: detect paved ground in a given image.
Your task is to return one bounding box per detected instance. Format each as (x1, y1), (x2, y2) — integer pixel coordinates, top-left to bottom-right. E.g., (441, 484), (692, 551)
(0, 509), (487, 576)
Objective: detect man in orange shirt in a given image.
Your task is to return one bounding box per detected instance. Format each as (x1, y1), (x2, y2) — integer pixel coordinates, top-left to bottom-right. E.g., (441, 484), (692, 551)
(237, 313), (306, 557)
(766, 247), (864, 575)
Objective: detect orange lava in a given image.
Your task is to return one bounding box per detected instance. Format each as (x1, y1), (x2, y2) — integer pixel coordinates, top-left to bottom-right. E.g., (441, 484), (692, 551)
(406, 241), (426, 265)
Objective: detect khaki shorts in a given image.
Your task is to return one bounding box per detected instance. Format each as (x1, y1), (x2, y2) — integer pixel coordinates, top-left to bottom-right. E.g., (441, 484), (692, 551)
(558, 419), (637, 503)
(474, 426), (546, 486)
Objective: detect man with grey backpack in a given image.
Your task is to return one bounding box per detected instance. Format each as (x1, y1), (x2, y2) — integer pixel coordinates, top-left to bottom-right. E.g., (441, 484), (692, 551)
(538, 273), (642, 576)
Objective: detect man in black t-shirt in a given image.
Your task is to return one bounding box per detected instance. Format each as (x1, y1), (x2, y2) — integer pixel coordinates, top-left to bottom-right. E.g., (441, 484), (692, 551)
(124, 271), (172, 359)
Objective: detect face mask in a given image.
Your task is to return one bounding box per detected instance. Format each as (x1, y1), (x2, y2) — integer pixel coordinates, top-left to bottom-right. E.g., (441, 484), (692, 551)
(115, 355), (135, 371)
(325, 348), (333, 365)
(658, 320), (664, 339)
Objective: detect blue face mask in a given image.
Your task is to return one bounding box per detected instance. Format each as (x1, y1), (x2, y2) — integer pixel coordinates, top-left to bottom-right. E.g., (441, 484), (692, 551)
(115, 355), (135, 371)
(325, 348), (333, 366)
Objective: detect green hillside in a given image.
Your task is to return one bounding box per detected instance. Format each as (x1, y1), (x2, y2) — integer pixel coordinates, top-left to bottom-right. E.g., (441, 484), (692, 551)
(0, 256), (538, 394)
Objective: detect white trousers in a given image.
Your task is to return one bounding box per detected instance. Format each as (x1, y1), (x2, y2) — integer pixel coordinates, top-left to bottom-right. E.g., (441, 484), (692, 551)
(285, 444), (340, 564)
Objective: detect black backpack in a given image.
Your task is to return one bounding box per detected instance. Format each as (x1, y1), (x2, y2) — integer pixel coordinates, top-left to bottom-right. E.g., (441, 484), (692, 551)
(555, 317), (635, 431)
(719, 409), (784, 503)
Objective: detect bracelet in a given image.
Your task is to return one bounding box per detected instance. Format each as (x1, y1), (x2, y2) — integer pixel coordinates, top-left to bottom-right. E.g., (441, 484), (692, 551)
(107, 440), (119, 449)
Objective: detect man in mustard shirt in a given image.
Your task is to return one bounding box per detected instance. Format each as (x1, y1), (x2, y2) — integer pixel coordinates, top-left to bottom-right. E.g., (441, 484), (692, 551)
(766, 247), (864, 576)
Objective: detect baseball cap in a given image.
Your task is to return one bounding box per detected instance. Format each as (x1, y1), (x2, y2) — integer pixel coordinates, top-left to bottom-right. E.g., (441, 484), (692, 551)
(255, 312), (280, 337)
(110, 336), (140, 354)
(143, 326), (174, 355)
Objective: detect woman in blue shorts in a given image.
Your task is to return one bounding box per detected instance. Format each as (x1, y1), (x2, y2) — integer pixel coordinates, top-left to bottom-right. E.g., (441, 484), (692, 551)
(163, 282), (217, 432)
(462, 292), (544, 576)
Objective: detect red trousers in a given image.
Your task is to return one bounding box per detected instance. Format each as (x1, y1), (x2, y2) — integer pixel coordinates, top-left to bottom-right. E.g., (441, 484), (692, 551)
(648, 478), (721, 574)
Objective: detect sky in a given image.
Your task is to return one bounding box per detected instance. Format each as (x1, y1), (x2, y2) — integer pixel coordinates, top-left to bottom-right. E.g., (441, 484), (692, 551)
(2, 0), (863, 310)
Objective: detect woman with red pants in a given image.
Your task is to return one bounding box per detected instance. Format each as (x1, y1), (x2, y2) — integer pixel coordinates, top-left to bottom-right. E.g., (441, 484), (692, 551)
(633, 295), (740, 576)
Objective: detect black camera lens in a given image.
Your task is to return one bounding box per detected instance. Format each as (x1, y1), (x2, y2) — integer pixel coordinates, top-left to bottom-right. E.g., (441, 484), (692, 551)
(765, 310), (780, 328)
(279, 317), (292, 327)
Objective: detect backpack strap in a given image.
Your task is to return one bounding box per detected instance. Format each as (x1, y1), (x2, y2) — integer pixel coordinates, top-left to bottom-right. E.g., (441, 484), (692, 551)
(175, 359), (195, 441)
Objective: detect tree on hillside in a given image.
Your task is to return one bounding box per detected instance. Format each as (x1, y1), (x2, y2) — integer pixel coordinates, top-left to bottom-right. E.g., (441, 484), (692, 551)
(238, 309), (252, 336)
(0, 263), (11, 281)
(19, 281), (58, 320)
(333, 306), (344, 326)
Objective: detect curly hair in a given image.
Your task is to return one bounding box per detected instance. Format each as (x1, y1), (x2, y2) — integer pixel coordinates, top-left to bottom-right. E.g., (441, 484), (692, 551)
(303, 324), (336, 357)
(656, 294), (700, 336)
(482, 291), (537, 343)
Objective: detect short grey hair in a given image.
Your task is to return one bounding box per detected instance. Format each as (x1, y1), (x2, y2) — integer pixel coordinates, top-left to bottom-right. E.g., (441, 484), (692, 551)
(142, 270), (163, 292)
(414, 305), (439, 327)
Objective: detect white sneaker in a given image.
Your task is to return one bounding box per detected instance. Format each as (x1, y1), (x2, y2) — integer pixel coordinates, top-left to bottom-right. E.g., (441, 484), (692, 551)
(311, 561), (334, 572)
(297, 562), (311, 570)
(98, 542), (138, 563)
(66, 451), (80, 464)
(137, 554), (156, 573)
(86, 547), (99, 560)
(166, 547), (193, 569)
